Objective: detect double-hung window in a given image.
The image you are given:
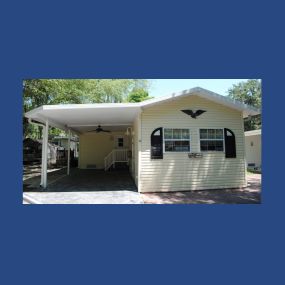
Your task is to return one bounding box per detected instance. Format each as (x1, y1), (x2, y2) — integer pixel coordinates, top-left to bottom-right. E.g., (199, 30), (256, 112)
(200, 129), (224, 151)
(164, 129), (190, 152)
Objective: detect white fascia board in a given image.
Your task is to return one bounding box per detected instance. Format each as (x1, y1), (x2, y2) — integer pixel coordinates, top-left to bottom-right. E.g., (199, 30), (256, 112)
(25, 106), (44, 118)
(25, 104), (141, 119)
(41, 103), (141, 110)
(139, 88), (195, 107)
(245, 129), (262, 136)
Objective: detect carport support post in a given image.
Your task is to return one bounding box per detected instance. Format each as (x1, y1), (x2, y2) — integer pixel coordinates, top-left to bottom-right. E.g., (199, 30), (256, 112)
(67, 129), (71, 175)
(40, 125), (45, 186)
(42, 120), (49, 189)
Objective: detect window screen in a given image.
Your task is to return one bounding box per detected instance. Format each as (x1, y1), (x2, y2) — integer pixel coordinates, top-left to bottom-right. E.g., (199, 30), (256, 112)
(164, 129), (190, 152)
(200, 129), (224, 151)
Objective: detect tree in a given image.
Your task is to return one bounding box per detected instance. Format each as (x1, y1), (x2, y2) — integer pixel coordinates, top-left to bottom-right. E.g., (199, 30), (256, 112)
(23, 79), (150, 138)
(127, 88), (153, 102)
(227, 79), (261, 131)
(23, 79), (62, 139)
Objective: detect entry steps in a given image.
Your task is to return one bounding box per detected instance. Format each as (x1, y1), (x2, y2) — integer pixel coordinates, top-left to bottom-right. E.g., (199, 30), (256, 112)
(104, 149), (129, 171)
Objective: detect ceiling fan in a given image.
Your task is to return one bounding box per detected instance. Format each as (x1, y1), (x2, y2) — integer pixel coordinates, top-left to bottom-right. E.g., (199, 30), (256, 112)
(87, 125), (111, 133)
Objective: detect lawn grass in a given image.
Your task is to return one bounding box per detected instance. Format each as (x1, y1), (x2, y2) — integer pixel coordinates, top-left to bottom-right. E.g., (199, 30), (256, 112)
(247, 168), (261, 175)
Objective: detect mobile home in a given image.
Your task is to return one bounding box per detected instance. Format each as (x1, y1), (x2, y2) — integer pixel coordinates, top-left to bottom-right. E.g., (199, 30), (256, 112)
(25, 87), (259, 192)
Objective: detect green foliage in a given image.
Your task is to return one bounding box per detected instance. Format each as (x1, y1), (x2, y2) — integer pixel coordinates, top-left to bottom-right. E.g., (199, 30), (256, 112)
(127, 88), (153, 102)
(228, 79), (261, 107)
(23, 79), (149, 138)
(227, 79), (262, 131)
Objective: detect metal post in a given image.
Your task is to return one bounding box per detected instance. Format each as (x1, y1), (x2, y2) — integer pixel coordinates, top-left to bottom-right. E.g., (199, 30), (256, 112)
(67, 129), (71, 175)
(40, 125), (45, 187)
(42, 120), (49, 188)
(137, 111), (142, 192)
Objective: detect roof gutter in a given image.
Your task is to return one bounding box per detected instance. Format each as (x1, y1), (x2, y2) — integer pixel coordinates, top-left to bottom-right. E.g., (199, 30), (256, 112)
(28, 118), (45, 127)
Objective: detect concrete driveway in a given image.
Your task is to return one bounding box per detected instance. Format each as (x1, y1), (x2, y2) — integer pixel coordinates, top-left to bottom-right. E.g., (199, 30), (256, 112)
(23, 168), (143, 204)
(23, 191), (143, 204)
(23, 168), (261, 205)
(141, 173), (261, 204)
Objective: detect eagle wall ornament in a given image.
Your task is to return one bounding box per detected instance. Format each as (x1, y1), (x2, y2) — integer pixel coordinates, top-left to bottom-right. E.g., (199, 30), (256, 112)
(181, 109), (206, 119)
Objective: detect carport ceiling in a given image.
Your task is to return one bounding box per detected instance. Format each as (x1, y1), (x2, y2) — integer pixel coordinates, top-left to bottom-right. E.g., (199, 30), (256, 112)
(25, 104), (141, 134)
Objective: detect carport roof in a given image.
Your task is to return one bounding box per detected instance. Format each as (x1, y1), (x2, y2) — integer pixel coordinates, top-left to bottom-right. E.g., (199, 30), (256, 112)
(25, 87), (260, 134)
(25, 103), (141, 134)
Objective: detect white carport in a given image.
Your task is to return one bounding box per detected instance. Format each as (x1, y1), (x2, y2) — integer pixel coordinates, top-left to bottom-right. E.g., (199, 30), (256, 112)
(25, 103), (141, 188)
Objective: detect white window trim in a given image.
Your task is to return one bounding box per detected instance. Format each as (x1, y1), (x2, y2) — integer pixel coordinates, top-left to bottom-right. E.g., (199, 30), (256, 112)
(115, 135), (125, 148)
(163, 128), (191, 153)
(199, 128), (225, 152)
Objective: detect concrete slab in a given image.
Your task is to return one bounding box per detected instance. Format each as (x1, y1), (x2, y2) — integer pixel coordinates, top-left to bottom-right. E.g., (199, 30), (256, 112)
(23, 191), (143, 204)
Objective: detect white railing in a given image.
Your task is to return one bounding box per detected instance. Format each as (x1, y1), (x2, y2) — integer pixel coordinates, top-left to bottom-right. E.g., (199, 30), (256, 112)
(104, 149), (129, 171)
(104, 151), (114, 171)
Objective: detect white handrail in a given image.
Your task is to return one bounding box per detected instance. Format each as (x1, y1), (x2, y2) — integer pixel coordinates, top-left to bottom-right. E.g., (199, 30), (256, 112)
(104, 149), (128, 171)
(104, 151), (114, 171)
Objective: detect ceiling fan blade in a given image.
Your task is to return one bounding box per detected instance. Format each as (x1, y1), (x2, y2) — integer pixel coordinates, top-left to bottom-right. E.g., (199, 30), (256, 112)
(86, 125), (111, 133)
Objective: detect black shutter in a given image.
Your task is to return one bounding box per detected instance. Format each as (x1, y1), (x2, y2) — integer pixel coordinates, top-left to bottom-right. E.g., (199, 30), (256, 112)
(151, 127), (163, 159)
(224, 128), (236, 158)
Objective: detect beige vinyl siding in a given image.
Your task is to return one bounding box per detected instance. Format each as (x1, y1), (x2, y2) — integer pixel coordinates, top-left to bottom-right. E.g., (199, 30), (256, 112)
(79, 131), (128, 169)
(140, 95), (246, 192)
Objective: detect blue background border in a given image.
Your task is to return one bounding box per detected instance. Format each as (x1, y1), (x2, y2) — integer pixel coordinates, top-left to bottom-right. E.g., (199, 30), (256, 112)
(0, 0), (283, 284)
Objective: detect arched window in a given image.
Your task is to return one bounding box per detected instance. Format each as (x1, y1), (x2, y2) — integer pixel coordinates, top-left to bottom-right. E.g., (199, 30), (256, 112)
(151, 127), (163, 159)
(224, 128), (236, 158)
